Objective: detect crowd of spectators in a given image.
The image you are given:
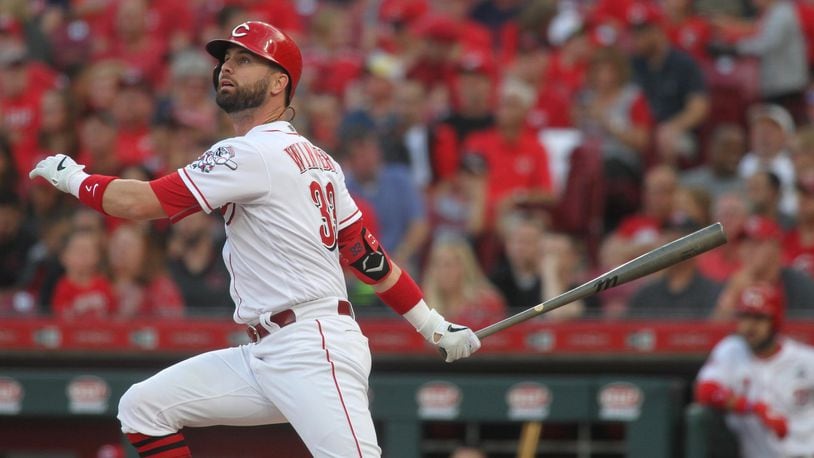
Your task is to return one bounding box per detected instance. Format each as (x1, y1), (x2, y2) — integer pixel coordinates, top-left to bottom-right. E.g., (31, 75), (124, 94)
(3, 0), (814, 324)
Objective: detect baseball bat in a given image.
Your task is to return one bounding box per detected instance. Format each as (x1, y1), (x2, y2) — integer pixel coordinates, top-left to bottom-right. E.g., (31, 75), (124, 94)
(474, 222), (727, 339)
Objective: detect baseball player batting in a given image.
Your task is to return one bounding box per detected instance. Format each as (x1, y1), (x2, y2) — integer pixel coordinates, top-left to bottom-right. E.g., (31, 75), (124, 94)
(29, 22), (480, 457)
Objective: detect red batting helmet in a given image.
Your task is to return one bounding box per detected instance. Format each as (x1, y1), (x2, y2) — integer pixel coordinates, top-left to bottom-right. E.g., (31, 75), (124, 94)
(735, 282), (784, 328)
(206, 21), (303, 103)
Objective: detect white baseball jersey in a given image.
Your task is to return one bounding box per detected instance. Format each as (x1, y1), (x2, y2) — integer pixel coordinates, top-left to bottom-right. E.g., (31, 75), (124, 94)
(697, 335), (814, 457)
(119, 120), (382, 457)
(178, 121), (361, 323)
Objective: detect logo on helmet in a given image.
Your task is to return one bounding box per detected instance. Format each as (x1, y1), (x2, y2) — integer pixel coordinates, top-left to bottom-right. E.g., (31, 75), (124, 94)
(232, 23), (250, 38)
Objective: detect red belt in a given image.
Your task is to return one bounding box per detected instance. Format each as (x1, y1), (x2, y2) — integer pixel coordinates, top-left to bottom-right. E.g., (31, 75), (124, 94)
(246, 300), (354, 343)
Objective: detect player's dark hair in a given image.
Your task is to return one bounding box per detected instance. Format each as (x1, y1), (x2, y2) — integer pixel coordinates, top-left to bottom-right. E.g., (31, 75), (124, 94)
(267, 61), (293, 106)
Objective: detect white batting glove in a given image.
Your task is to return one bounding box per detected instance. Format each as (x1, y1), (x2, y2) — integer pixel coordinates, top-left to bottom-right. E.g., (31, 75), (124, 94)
(417, 309), (481, 363)
(29, 154), (89, 196)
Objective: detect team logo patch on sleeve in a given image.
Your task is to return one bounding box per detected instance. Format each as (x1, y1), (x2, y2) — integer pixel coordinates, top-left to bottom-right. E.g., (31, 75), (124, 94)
(191, 146), (239, 173)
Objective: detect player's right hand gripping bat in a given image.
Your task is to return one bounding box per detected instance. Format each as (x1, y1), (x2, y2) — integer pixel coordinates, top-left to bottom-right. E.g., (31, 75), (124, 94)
(475, 222), (727, 339)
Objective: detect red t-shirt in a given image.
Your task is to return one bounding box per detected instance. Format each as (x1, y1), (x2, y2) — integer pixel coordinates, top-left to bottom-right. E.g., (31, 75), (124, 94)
(116, 276), (185, 318)
(615, 215), (662, 243)
(796, 1), (814, 65)
(115, 126), (153, 168)
(697, 248), (741, 283)
(443, 288), (506, 330)
(1, 63), (59, 177)
(464, 128), (553, 222)
(94, 35), (168, 88)
(666, 16), (712, 63)
(305, 49), (365, 98)
(543, 52), (587, 102)
(528, 85), (573, 130)
(52, 275), (117, 319)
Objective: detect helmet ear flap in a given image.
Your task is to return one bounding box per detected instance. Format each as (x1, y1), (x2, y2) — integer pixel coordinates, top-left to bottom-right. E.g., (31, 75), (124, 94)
(212, 64), (222, 91)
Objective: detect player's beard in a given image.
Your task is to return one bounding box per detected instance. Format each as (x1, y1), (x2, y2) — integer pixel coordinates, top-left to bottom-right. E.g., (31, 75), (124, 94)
(748, 330), (777, 355)
(216, 78), (269, 114)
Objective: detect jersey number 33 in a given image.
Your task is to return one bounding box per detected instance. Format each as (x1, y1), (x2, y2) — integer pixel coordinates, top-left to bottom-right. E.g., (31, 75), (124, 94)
(309, 180), (338, 250)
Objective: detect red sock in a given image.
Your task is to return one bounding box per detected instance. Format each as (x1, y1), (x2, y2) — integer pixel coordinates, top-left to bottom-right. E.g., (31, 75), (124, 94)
(126, 432), (192, 457)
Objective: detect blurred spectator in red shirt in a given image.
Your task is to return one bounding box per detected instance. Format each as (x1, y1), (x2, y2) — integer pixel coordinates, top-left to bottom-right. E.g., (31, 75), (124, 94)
(698, 192), (749, 282)
(52, 230), (116, 320)
(681, 123), (747, 202)
(663, 0), (713, 63)
(601, 165), (678, 269)
(463, 78), (554, 234)
(505, 7), (572, 130)
(111, 73), (155, 168)
(597, 165), (678, 315)
(435, 0), (492, 54)
(431, 49), (497, 184)
(37, 89), (79, 158)
(783, 170), (814, 278)
(107, 223), (184, 319)
(92, 0), (168, 89)
(628, 2), (709, 168)
(72, 59), (124, 114)
(405, 14), (460, 105)
(76, 111), (121, 176)
(544, 6), (593, 103)
(591, 0), (636, 28)
(714, 215), (814, 319)
(422, 235), (506, 329)
(376, 0), (429, 56)
(304, 5), (364, 100)
(0, 32), (60, 179)
(573, 45), (653, 231)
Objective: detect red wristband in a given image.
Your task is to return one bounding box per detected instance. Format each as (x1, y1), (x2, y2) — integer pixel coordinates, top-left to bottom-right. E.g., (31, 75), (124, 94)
(376, 271), (424, 315)
(78, 175), (117, 215)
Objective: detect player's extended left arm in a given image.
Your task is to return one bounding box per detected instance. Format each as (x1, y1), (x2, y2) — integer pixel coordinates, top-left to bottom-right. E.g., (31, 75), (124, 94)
(338, 219), (481, 362)
(29, 154), (197, 221)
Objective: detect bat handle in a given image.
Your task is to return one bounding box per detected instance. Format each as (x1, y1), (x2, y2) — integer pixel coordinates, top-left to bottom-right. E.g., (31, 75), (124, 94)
(438, 347), (447, 360)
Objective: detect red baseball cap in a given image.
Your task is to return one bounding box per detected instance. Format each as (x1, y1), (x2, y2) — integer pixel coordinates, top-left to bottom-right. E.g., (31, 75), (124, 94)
(456, 49), (495, 75)
(412, 15), (460, 43)
(735, 282), (784, 327)
(626, 2), (664, 29)
(740, 215), (783, 242)
(379, 0), (429, 25)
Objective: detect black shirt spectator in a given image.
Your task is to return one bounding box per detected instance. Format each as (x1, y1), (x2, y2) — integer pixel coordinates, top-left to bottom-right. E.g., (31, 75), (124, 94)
(629, 271), (723, 318)
(632, 48), (706, 124)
